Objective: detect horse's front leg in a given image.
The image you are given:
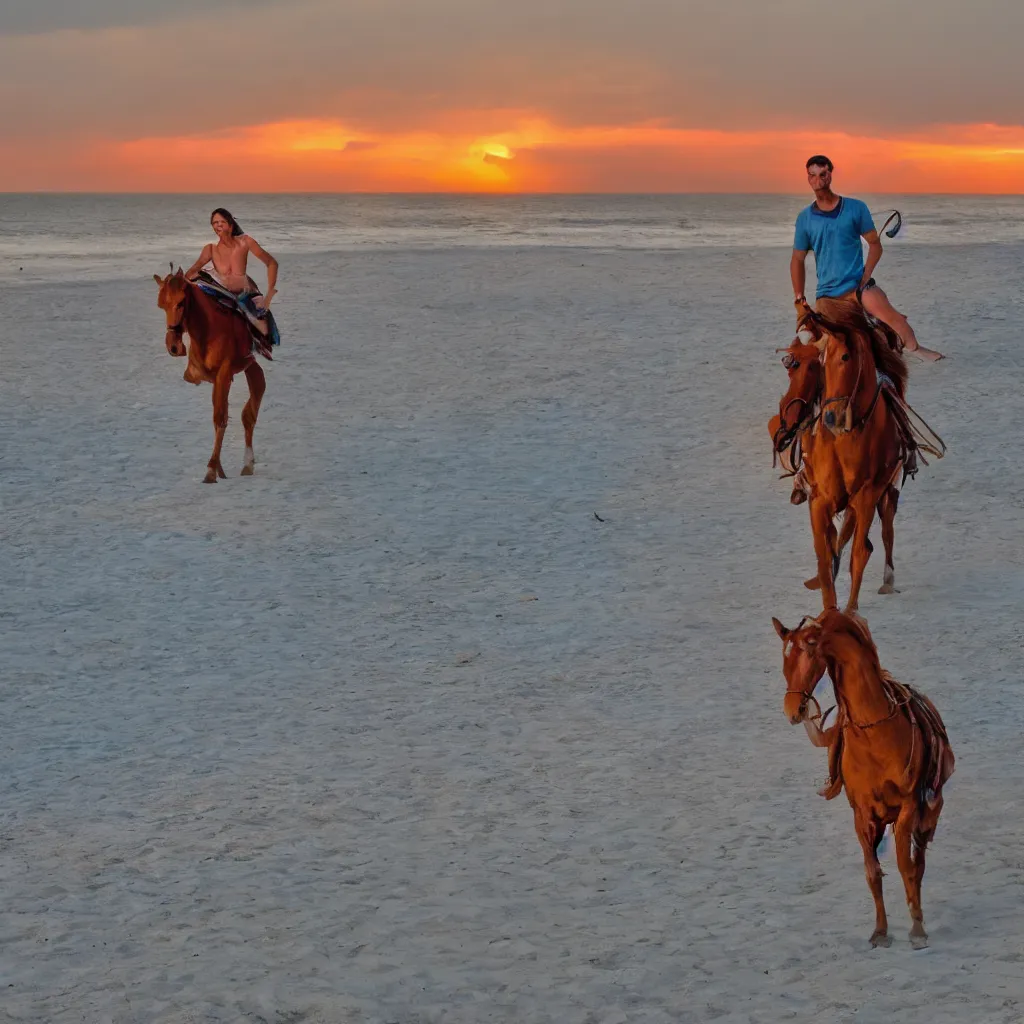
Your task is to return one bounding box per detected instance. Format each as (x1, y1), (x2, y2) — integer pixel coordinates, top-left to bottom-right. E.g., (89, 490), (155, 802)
(205, 364), (232, 483)
(854, 812), (890, 947)
(835, 507), (856, 572)
(240, 361), (266, 476)
(845, 488), (882, 612)
(801, 717), (837, 748)
(807, 495), (838, 608)
(877, 484), (899, 594)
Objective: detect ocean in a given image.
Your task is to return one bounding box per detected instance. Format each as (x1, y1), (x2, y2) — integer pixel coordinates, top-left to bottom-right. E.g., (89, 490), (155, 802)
(4, 192), (1024, 286)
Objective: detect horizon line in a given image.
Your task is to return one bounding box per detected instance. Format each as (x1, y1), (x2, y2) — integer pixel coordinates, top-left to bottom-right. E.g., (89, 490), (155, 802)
(4, 190), (1024, 198)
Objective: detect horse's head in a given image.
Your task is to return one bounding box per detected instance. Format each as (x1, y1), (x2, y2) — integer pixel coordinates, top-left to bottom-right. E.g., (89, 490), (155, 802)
(820, 325), (870, 435)
(153, 267), (189, 357)
(772, 615), (828, 724)
(771, 336), (823, 449)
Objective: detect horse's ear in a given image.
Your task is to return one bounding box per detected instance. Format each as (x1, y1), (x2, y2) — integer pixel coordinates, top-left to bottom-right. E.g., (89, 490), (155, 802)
(153, 274), (163, 285)
(797, 315), (824, 342)
(772, 617), (789, 640)
(175, 266), (184, 277)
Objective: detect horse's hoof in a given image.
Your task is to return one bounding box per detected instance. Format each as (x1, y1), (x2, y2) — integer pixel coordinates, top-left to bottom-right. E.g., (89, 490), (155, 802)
(869, 931), (892, 948)
(878, 583), (900, 595)
(804, 576), (822, 590)
(203, 471), (218, 484)
(909, 931), (929, 950)
(240, 464), (255, 477)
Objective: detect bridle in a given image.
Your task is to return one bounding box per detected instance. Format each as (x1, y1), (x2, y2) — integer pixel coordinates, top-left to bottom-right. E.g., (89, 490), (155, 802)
(773, 395), (819, 454)
(820, 330), (882, 434)
(772, 345), (822, 469)
(783, 618), (835, 725)
(164, 286), (190, 342)
(786, 685), (835, 726)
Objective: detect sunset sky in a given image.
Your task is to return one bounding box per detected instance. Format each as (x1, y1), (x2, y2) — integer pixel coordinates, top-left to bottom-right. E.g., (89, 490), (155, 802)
(5, 0), (1024, 192)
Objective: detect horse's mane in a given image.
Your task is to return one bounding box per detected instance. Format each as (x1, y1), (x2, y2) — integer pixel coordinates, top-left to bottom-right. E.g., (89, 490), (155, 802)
(817, 608), (885, 676)
(808, 308), (908, 400)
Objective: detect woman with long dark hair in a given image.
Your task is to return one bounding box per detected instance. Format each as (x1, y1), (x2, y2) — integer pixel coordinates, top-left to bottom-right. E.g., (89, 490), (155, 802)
(185, 207), (278, 308)
(184, 208), (279, 341)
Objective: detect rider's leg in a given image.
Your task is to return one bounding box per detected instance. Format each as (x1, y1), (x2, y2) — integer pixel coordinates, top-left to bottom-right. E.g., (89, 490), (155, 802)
(240, 292), (270, 336)
(860, 284), (944, 361)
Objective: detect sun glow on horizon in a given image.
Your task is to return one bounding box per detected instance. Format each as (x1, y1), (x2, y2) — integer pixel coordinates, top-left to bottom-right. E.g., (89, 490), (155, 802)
(11, 116), (1024, 192)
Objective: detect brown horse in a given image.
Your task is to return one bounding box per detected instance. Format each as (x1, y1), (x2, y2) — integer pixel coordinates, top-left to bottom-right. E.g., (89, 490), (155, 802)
(795, 308), (909, 611)
(770, 329), (901, 593)
(154, 268), (267, 483)
(772, 609), (954, 949)
(769, 336), (822, 483)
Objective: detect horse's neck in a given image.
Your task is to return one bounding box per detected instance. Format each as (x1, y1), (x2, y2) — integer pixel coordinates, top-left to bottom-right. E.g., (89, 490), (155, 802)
(827, 635), (891, 723)
(184, 287), (211, 348)
(853, 340), (880, 421)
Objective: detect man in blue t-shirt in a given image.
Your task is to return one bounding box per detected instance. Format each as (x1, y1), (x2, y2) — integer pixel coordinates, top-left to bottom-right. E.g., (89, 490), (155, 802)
(790, 155), (943, 361)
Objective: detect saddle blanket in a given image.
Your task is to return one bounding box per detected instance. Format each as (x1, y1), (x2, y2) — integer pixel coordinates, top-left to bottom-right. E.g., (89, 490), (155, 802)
(195, 270), (281, 359)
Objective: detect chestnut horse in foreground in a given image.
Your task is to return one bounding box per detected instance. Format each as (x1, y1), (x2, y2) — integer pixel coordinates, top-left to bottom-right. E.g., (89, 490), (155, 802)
(772, 609), (954, 949)
(770, 330), (901, 597)
(154, 268), (267, 483)
(793, 308), (920, 611)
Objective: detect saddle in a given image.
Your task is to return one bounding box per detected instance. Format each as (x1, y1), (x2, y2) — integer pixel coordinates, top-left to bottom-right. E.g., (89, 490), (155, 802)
(817, 675), (955, 810)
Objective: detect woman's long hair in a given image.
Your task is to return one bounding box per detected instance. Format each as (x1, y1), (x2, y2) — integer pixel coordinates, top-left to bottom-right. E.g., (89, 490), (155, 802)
(211, 207), (244, 237)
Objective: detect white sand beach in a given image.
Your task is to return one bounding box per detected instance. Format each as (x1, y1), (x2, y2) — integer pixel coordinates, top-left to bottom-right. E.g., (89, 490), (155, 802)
(3, 226), (1024, 1022)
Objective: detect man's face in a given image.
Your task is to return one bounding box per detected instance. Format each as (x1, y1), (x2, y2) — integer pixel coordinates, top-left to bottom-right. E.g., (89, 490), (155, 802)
(807, 164), (832, 193)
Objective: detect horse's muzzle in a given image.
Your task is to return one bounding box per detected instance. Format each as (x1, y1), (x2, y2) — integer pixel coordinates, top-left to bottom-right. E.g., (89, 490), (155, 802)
(166, 334), (187, 357)
(822, 400), (851, 435)
(784, 693), (807, 725)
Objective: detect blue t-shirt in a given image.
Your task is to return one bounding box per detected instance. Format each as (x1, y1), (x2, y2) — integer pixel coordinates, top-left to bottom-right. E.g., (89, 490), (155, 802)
(793, 197), (875, 299)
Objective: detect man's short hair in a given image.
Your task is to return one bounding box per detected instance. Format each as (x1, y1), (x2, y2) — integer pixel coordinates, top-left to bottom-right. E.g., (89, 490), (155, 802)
(806, 155), (834, 172)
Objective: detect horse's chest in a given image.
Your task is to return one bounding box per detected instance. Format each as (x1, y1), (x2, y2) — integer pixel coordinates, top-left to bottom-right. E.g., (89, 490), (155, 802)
(842, 751), (905, 820)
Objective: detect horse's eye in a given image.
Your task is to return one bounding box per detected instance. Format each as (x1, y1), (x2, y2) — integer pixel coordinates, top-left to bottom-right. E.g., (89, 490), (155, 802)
(791, 361), (800, 370)
(841, 353), (850, 362)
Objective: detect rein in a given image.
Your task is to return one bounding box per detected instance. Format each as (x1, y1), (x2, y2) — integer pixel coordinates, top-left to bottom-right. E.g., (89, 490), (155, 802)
(821, 379), (884, 433)
(847, 693), (909, 730)
(772, 397), (819, 470)
(786, 687), (835, 727)
(820, 331), (876, 434)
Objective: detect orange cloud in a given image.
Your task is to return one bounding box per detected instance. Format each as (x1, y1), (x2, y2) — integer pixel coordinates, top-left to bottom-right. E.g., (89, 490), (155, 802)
(9, 117), (1024, 192)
